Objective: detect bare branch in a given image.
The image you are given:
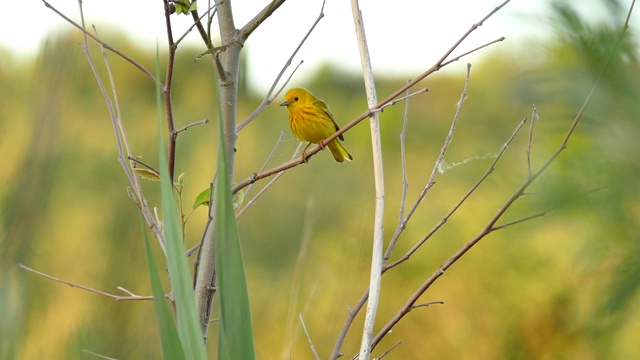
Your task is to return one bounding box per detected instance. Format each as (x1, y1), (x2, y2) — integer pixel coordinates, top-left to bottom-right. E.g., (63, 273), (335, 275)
(411, 301), (445, 310)
(236, 0), (327, 132)
(440, 36), (506, 68)
(368, 8), (635, 344)
(375, 341), (402, 360)
(176, 2), (220, 46)
(236, 142), (303, 219)
(18, 264), (154, 301)
(76, 2), (165, 253)
(385, 63), (473, 262)
(176, 118), (210, 134)
(41, 0), (157, 83)
(526, 105), (538, 177)
(236, 60), (304, 132)
(490, 209), (550, 231)
(299, 313), (321, 360)
(244, 131), (287, 199)
(386, 116), (527, 271)
(398, 81), (412, 222)
(374, 88), (429, 113)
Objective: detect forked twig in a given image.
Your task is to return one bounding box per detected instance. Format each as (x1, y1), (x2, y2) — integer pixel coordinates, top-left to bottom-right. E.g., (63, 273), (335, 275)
(175, 2), (220, 46)
(75, 1), (166, 253)
(386, 116), (527, 270)
(376, 88), (429, 113)
(385, 63), (473, 262)
(368, 4), (636, 349)
(42, 0), (157, 83)
(243, 131), (288, 199)
(236, 0), (327, 132)
(236, 142), (303, 219)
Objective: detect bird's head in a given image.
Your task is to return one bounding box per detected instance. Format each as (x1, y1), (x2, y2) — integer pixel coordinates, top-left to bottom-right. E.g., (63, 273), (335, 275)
(280, 88), (313, 108)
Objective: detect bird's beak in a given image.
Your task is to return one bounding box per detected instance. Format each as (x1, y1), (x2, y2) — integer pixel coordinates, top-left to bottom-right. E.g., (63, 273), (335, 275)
(280, 101), (290, 107)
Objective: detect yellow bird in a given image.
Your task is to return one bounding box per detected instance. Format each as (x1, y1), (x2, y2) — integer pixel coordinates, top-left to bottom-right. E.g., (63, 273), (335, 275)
(280, 88), (353, 163)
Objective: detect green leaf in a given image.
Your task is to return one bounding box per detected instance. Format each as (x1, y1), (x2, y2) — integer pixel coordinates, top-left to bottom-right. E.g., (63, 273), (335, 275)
(233, 189), (245, 209)
(155, 47), (207, 360)
(193, 187), (211, 210)
(141, 220), (185, 360)
(134, 168), (161, 181)
(215, 104), (255, 359)
(174, 0), (197, 15)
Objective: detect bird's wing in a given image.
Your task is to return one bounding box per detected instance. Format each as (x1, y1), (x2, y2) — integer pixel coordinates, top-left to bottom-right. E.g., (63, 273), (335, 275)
(315, 99), (345, 141)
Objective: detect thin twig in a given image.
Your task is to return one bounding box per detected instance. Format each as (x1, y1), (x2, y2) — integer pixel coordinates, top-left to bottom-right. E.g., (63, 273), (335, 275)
(41, 0), (157, 83)
(398, 81), (411, 222)
(385, 63), (473, 263)
(386, 116), (527, 270)
(526, 105), (537, 177)
(18, 264), (154, 301)
(491, 185), (607, 231)
(299, 313), (321, 360)
(75, 1), (165, 253)
(282, 198), (316, 358)
(236, 0), (327, 132)
(236, 143), (303, 219)
(411, 301), (445, 309)
(243, 131), (287, 199)
(440, 36), (506, 68)
(81, 349), (118, 360)
(176, 2), (220, 46)
(176, 118), (210, 134)
(376, 88), (429, 113)
(236, 60), (304, 132)
(375, 341), (402, 360)
(490, 209), (550, 231)
(128, 156), (159, 173)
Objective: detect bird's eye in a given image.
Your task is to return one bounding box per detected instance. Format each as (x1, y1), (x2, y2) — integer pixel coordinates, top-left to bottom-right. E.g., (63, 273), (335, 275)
(294, 97), (299, 101)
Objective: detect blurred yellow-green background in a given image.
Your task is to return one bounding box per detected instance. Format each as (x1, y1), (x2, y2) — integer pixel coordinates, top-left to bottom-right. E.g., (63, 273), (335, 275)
(2, 1), (640, 359)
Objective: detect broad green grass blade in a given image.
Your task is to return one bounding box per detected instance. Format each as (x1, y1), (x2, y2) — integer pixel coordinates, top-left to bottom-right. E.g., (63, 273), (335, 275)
(155, 48), (207, 360)
(141, 220), (185, 359)
(215, 108), (255, 359)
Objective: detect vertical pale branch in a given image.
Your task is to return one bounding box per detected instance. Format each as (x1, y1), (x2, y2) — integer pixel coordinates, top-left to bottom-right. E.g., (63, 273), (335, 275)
(349, 1), (384, 360)
(194, 0), (286, 337)
(194, 0), (242, 337)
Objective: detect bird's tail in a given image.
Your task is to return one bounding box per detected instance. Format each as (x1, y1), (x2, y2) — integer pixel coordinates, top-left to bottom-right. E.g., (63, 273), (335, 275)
(328, 139), (353, 163)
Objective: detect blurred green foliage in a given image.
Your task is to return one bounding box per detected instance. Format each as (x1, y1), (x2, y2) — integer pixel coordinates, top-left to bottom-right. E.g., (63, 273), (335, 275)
(1, 2), (639, 359)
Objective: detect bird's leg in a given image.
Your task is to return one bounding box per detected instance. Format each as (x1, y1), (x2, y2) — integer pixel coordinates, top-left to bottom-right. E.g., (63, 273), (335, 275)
(318, 139), (326, 150)
(301, 142), (312, 163)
